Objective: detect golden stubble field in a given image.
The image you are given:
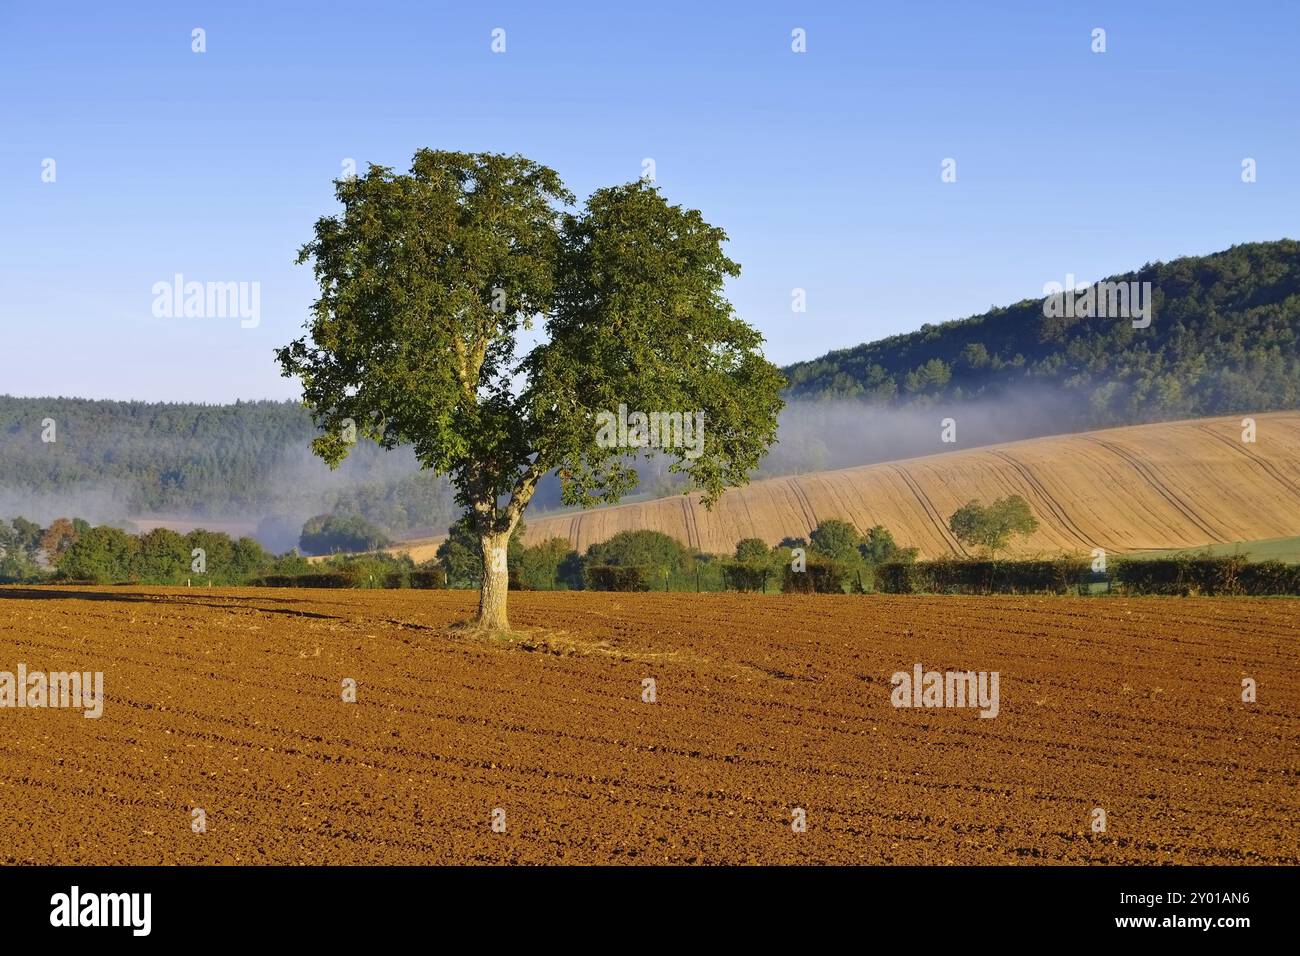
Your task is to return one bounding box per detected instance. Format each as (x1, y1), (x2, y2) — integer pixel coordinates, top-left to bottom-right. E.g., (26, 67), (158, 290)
(379, 412), (1300, 561)
(0, 586), (1295, 865)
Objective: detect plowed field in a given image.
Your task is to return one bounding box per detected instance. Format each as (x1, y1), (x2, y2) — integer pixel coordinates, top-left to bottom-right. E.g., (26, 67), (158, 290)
(0, 586), (1295, 865)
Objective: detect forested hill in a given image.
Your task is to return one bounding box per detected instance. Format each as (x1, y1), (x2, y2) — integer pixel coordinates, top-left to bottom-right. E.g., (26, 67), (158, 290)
(0, 398), (311, 513)
(782, 240), (1300, 424)
(0, 397), (456, 541)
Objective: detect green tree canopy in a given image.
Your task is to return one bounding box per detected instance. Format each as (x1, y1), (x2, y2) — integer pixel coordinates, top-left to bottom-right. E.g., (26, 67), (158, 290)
(517, 536), (578, 590)
(299, 514), (392, 556)
(809, 519), (862, 562)
(734, 537), (772, 564)
(57, 526), (140, 583)
(10, 517), (42, 559)
(859, 524), (918, 565)
(585, 530), (687, 574)
(134, 528), (190, 582)
(948, 496), (1040, 554)
(278, 149), (784, 628)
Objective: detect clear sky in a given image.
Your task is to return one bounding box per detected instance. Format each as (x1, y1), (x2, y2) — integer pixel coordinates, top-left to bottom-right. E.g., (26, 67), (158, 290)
(1, 0), (1296, 402)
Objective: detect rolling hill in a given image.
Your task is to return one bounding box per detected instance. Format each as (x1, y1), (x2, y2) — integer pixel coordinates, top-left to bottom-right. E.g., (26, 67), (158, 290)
(391, 412), (1300, 562)
(783, 239), (1300, 424)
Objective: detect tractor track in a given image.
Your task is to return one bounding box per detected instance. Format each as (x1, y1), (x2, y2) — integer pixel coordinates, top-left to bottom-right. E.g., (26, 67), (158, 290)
(889, 465), (969, 556)
(990, 451), (1096, 552)
(1087, 438), (1224, 542)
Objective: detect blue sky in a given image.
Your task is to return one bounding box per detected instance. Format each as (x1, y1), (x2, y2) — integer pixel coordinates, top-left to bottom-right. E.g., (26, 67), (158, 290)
(1, 0), (1296, 402)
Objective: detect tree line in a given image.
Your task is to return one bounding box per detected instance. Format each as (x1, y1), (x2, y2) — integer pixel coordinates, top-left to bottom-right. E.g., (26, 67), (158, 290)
(5, 497), (1296, 595)
(0, 498), (1024, 590)
(0, 516), (312, 584)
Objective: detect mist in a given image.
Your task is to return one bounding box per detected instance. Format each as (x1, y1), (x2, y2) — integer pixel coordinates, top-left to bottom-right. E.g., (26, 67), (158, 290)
(0, 429), (454, 554)
(1, 385), (1110, 550)
(524, 385), (1101, 513)
(0, 483), (134, 529)
(757, 386), (1097, 477)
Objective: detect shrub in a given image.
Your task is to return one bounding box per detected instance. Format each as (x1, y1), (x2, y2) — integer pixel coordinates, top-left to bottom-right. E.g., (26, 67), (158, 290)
(721, 561), (768, 592)
(1237, 560), (1300, 595)
(1110, 555), (1284, 596)
(586, 530), (686, 573)
(255, 574), (297, 587)
(299, 513), (392, 556)
(183, 529), (237, 582)
(557, 550), (586, 590)
(518, 537), (578, 590)
(809, 519), (861, 562)
(781, 558), (847, 594)
(292, 572), (354, 588)
(230, 536), (273, 581)
(132, 527), (190, 583)
(948, 496), (1039, 554)
(584, 565), (655, 591)
(582, 531), (688, 590)
(410, 568), (447, 589)
(56, 526), (141, 583)
(875, 562), (919, 594)
(876, 557), (1089, 595)
(734, 538), (771, 564)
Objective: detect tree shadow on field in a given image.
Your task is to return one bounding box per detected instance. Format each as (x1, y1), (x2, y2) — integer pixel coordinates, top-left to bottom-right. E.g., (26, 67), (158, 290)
(0, 586), (345, 621)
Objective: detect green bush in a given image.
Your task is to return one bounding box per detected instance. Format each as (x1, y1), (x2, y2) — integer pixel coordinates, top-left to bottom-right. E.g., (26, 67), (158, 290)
(56, 526), (141, 582)
(132, 528), (190, 583)
(291, 572), (355, 588)
(586, 530), (686, 574)
(1237, 560), (1300, 595)
(948, 496), (1039, 554)
(1110, 555), (1296, 596)
(255, 574), (298, 587)
(410, 568), (447, 589)
(584, 565), (655, 591)
(781, 559), (847, 594)
(721, 561), (768, 592)
(517, 537), (579, 590)
(875, 562), (919, 594)
(876, 557), (1089, 595)
(808, 519), (862, 562)
(264, 552), (312, 578)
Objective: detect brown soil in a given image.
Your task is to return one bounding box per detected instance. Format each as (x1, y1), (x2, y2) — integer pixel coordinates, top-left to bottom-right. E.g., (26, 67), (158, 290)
(0, 586), (1295, 865)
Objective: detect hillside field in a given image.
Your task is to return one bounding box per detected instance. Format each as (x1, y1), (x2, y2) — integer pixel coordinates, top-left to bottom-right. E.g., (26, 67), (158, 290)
(386, 412), (1300, 563)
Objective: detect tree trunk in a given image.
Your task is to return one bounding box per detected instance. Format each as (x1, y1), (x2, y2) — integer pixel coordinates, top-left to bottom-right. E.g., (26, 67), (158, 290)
(477, 531), (511, 630)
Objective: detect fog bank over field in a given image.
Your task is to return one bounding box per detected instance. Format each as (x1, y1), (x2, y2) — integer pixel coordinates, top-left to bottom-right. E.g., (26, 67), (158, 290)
(0, 422), (457, 552)
(519, 385), (1099, 514)
(0, 484), (133, 529)
(759, 387), (1095, 476)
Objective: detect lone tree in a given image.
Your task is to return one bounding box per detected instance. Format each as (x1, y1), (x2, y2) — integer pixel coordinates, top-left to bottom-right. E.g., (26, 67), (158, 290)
(277, 150), (784, 630)
(948, 495), (1039, 555)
